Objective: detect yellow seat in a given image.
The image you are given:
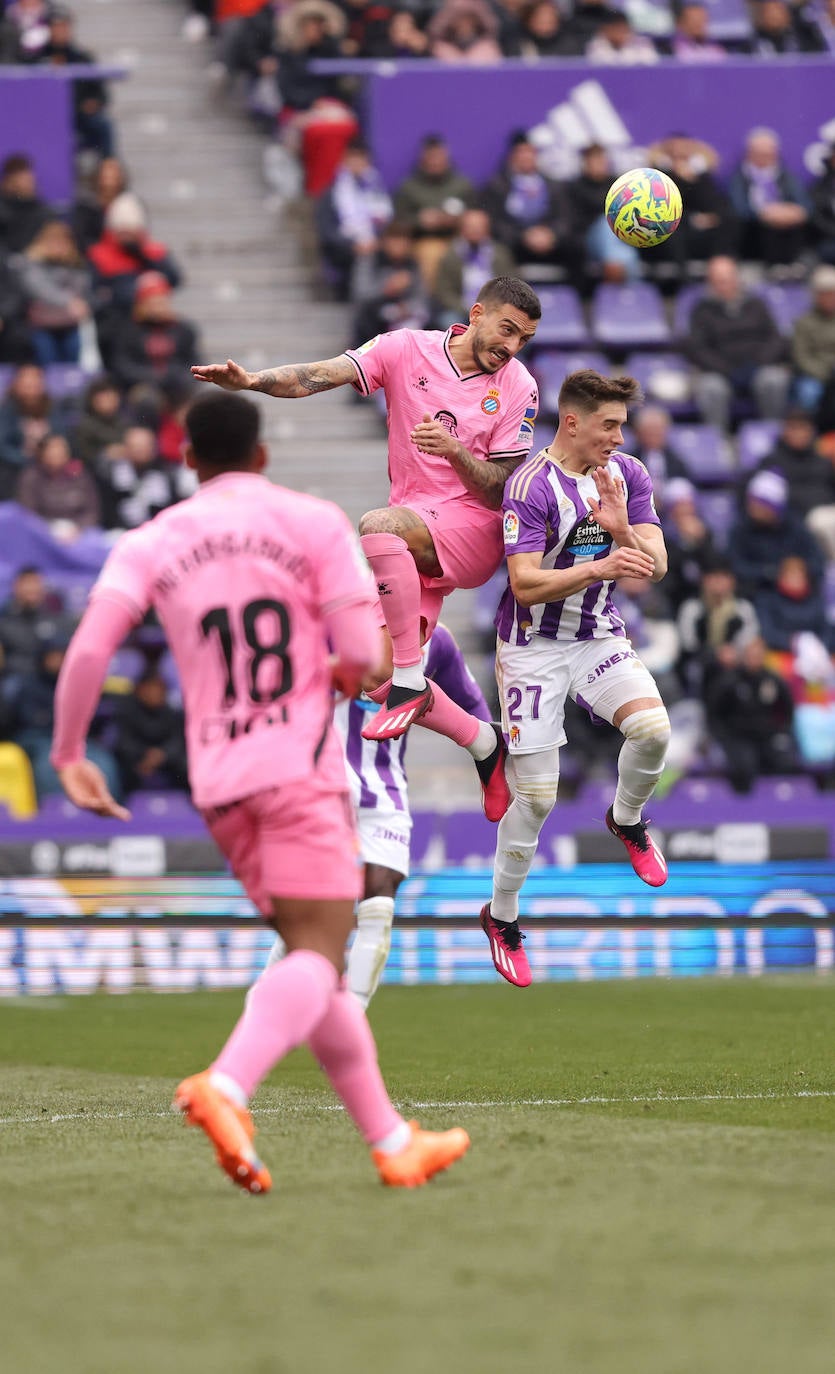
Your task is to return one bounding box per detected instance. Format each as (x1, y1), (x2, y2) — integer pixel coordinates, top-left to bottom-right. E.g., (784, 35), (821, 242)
(0, 742), (38, 818)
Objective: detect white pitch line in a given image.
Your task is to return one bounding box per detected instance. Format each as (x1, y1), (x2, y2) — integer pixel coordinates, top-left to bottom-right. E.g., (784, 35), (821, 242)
(1, 1089), (834, 1129)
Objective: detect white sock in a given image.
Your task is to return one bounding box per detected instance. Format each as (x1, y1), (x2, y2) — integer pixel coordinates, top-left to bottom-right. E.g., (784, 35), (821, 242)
(372, 1120), (412, 1154)
(612, 707), (670, 827)
(391, 664), (426, 691)
(491, 751), (559, 922)
(467, 720), (499, 762)
(208, 1070), (248, 1109)
(347, 896), (395, 1008)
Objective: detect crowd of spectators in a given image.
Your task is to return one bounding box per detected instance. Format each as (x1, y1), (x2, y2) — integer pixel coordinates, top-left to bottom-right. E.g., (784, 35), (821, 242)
(0, 2), (199, 807)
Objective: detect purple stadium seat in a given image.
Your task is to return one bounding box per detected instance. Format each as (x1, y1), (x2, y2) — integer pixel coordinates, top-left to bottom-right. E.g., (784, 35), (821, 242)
(736, 420), (780, 472)
(590, 283), (671, 349)
(529, 286), (589, 348)
(673, 284), (705, 339)
(625, 352), (693, 415)
(0, 364), (14, 397)
(158, 650), (182, 703)
(752, 775), (819, 806)
(43, 363), (89, 398)
(825, 564), (835, 622)
(531, 350), (609, 415)
(756, 283), (811, 335)
(106, 647), (146, 683)
(670, 423), (736, 485)
(127, 790), (196, 819)
(697, 489), (737, 548)
(44, 570), (96, 615)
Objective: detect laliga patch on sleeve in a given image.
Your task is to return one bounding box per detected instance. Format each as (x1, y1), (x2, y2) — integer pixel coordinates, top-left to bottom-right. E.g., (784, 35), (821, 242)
(356, 334), (381, 354)
(517, 420), (535, 442)
(504, 511), (520, 545)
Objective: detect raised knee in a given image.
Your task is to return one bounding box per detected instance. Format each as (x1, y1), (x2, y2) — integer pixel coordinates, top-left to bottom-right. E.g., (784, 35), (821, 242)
(515, 782), (558, 826)
(358, 509), (388, 537)
(621, 706), (671, 753)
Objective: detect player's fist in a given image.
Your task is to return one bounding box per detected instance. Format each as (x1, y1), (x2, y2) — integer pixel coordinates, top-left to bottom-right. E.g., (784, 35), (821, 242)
(330, 658), (365, 701)
(57, 759), (131, 821)
(191, 358), (253, 391)
(598, 547), (655, 581)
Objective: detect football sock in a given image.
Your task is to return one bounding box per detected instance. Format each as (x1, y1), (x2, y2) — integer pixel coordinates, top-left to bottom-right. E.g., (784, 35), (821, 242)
(211, 950), (337, 1100)
(347, 896), (395, 1009)
(415, 682), (485, 750)
(360, 532), (424, 674)
(491, 751), (560, 922)
(308, 984), (406, 1146)
(612, 707), (671, 827)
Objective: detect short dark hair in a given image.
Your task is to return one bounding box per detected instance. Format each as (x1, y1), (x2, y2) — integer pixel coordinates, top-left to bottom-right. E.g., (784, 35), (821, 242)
(185, 391), (261, 471)
(558, 369), (643, 413)
(476, 276), (542, 321)
(1, 154), (33, 180)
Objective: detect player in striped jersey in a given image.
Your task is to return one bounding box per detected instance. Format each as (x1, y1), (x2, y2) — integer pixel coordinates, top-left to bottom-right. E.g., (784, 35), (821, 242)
(482, 370), (672, 986)
(262, 624), (491, 1005)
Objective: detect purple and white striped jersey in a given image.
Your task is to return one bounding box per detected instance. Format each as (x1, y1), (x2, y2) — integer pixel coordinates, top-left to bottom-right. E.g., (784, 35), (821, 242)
(495, 447), (660, 646)
(337, 623), (491, 816)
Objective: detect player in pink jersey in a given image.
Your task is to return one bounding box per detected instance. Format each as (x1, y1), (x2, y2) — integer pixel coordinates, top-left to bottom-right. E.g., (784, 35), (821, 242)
(49, 391), (470, 1193)
(191, 275), (542, 822)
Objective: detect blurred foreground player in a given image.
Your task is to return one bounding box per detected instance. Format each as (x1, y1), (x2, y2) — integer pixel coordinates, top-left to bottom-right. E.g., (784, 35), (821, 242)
(192, 276), (543, 819)
(49, 392), (470, 1192)
(484, 371), (671, 986)
(263, 623), (492, 1006)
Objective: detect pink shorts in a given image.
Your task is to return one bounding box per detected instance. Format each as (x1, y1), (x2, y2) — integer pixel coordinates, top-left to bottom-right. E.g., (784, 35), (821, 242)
(202, 784), (361, 916)
(410, 500), (504, 636)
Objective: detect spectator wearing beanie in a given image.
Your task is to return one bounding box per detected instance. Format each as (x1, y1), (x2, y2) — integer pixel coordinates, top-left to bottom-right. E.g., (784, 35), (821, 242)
(110, 272), (200, 396)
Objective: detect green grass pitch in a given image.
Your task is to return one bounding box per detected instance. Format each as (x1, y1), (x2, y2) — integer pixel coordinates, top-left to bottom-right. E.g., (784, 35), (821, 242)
(2, 977), (835, 1374)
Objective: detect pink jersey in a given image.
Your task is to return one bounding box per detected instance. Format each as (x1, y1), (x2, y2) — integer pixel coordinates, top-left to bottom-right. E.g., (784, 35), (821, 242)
(345, 326), (539, 510)
(90, 471), (377, 809)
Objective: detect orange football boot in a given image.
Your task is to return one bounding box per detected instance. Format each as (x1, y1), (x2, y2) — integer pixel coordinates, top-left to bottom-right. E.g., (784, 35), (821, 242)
(372, 1121), (470, 1188)
(173, 1071), (272, 1195)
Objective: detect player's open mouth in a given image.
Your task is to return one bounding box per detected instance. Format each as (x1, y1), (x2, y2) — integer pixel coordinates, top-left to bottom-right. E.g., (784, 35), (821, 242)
(488, 351), (507, 365)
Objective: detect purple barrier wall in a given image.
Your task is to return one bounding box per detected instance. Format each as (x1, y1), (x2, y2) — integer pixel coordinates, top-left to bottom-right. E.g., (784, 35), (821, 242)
(364, 59), (835, 190)
(0, 68), (126, 203)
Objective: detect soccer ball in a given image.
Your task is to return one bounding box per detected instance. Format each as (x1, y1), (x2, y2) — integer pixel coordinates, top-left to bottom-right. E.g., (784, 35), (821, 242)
(604, 167), (682, 249)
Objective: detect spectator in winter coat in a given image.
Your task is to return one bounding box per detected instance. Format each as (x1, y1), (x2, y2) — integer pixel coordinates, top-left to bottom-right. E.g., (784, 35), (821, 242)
(0, 154), (54, 256)
(791, 264), (835, 415)
(746, 0), (825, 54)
(92, 424), (195, 531)
(16, 432), (100, 534)
(631, 406), (691, 507)
(114, 672), (188, 794)
(676, 554), (760, 693)
(729, 467), (821, 596)
(29, 6), (116, 159)
(314, 140), (393, 296)
(518, 1), (583, 56)
(586, 9), (659, 62)
(0, 255), (33, 365)
(754, 553), (833, 653)
(667, 2), (728, 60)
(71, 156), (130, 252)
(0, 364), (58, 478)
(13, 640), (121, 800)
(728, 127), (810, 267)
(350, 221), (430, 346)
(109, 272), (199, 395)
(754, 409), (835, 521)
(393, 135), (476, 289)
(433, 209), (515, 328)
(704, 636), (797, 793)
(483, 133), (579, 273)
(660, 479), (718, 613)
(568, 143), (641, 286)
(427, 0), (504, 62)
(13, 219), (92, 366)
(70, 375), (127, 468)
(810, 143), (835, 264)
(648, 134), (738, 264)
(0, 566), (69, 681)
(685, 255), (789, 430)
(87, 192), (182, 359)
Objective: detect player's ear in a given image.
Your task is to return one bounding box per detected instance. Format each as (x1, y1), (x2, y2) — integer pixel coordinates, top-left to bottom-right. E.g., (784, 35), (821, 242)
(469, 300), (484, 326)
(252, 443), (268, 474)
(183, 444), (197, 471)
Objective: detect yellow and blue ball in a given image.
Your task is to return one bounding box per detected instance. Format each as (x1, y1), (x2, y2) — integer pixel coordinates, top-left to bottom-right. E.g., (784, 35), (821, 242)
(604, 167), (683, 248)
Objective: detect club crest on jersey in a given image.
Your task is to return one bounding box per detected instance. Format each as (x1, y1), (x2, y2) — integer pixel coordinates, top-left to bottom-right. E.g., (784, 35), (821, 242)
(434, 409), (459, 438)
(356, 334), (380, 354)
(504, 511), (520, 545)
(482, 388), (501, 415)
(510, 725), (521, 746)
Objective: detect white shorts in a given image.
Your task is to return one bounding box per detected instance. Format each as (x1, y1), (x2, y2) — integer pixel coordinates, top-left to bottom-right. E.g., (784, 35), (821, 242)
(496, 635), (661, 755)
(356, 807), (412, 878)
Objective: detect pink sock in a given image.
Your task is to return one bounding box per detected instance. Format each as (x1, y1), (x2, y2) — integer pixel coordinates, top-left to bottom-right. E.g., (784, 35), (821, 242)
(417, 681), (480, 748)
(212, 950), (337, 1099)
(308, 986), (404, 1145)
(365, 678), (390, 704)
(360, 533), (422, 668)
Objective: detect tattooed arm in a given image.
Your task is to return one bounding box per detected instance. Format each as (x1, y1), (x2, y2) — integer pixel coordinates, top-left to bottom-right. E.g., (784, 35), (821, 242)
(191, 355), (357, 398)
(409, 413), (527, 510)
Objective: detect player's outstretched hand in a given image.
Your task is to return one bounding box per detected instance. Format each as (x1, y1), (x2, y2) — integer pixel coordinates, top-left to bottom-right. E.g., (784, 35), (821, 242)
(598, 546), (655, 581)
(57, 760), (131, 821)
(587, 466), (629, 537)
(191, 359), (253, 391)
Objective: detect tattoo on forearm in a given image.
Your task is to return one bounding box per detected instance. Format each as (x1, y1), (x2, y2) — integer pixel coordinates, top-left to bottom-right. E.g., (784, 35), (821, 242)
(443, 446), (523, 509)
(251, 358), (353, 399)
